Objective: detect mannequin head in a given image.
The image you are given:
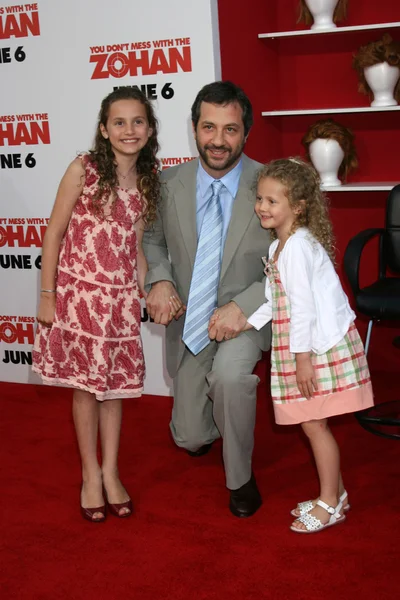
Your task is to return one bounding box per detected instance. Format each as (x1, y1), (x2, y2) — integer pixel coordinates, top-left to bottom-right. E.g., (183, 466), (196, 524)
(309, 139), (344, 186)
(298, 0), (348, 26)
(302, 118), (358, 182)
(353, 34), (400, 102)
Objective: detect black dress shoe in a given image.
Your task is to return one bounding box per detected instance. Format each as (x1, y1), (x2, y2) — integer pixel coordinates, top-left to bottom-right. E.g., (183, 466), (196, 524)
(187, 443), (213, 457)
(229, 473), (262, 518)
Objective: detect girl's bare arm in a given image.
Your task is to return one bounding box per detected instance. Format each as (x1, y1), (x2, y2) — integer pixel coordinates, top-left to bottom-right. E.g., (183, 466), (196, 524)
(135, 217), (148, 299)
(37, 158), (85, 326)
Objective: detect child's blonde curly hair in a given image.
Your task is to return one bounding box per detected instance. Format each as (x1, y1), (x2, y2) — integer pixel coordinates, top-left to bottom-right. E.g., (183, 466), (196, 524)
(256, 157), (335, 262)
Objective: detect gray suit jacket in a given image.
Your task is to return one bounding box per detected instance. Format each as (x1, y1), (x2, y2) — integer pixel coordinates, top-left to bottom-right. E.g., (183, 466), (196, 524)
(143, 154), (271, 378)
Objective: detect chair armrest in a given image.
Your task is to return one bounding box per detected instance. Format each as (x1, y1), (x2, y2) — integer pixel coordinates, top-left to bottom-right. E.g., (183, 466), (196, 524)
(343, 229), (384, 295)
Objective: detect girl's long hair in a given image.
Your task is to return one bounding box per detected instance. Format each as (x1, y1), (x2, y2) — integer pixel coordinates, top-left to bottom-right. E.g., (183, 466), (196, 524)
(256, 157), (336, 262)
(88, 87), (160, 225)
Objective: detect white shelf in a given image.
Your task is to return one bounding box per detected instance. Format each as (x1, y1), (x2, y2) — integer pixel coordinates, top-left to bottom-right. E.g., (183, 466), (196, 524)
(262, 105), (400, 116)
(322, 182), (397, 192)
(259, 21), (400, 39)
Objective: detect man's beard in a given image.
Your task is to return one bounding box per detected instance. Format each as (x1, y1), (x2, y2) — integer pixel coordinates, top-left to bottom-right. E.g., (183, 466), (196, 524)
(196, 140), (245, 173)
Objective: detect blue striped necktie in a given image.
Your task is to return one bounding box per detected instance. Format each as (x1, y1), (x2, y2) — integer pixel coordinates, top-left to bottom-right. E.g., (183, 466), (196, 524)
(182, 179), (224, 355)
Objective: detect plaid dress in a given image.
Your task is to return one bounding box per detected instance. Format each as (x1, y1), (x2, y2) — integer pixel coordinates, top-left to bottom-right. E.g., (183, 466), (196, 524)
(266, 258), (374, 425)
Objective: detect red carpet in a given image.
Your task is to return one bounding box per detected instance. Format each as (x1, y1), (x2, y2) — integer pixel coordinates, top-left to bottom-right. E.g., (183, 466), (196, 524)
(0, 373), (398, 600)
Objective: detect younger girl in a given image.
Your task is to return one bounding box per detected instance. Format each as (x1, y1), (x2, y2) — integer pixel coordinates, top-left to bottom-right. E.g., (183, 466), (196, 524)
(247, 157), (374, 533)
(32, 88), (161, 522)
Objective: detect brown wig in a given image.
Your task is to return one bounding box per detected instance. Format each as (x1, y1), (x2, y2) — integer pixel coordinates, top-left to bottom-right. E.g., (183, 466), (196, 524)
(298, 0), (348, 26)
(302, 118), (358, 182)
(353, 34), (400, 101)
(88, 87), (160, 225)
(257, 157), (335, 262)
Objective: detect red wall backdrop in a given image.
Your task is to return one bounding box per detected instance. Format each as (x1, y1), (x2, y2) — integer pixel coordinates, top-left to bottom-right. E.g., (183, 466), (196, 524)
(217, 0), (400, 375)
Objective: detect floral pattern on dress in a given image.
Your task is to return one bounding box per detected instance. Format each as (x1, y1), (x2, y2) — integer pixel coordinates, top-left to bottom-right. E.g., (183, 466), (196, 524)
(32, 154), (145, 400)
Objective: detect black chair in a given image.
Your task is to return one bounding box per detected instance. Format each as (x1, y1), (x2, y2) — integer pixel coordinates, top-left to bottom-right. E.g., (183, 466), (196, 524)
(343, 184), (400, 439)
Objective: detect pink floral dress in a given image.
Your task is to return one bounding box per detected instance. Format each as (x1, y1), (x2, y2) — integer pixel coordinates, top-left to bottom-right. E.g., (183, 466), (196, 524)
(32, 154), (145, 400)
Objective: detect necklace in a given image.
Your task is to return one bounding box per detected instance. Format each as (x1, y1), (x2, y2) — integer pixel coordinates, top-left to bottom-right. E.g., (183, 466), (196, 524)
(117, 165), (136, 180)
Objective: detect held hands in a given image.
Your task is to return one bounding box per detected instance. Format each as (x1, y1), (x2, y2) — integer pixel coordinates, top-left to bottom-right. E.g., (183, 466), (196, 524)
(295, 353), (318, 400)
(146, 281), (186, 326)
(208, 301), (249, 342)
(36, 292), (56, 327)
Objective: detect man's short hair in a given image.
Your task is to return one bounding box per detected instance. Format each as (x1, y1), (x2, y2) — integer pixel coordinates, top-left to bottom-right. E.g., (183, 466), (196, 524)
(191, 81), (253, 137)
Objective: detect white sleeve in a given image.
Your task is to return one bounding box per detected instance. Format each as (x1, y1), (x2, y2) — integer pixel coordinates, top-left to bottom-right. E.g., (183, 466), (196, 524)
(247, 278), (273, 330)
(281, 238), (316, 353)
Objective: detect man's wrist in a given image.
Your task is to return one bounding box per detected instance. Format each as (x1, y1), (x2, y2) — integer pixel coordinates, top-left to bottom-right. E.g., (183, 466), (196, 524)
(152, 280), (172, 289)
(229, 300), (242, 312)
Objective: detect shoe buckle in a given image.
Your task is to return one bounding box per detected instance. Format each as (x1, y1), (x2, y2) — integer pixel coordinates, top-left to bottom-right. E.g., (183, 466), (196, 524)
(316, 499), (335, 514)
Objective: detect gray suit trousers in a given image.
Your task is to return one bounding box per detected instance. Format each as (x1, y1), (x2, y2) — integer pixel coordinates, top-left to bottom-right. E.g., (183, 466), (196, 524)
(170, 334), (262, 490)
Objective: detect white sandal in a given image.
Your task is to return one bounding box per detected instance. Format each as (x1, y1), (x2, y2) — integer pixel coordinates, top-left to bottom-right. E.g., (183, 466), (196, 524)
(290, 499), (346, 534)
(290, 490), (350, 517)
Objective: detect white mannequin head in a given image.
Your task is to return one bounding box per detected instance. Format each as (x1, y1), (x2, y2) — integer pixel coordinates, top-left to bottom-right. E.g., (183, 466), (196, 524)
(302, 118), (358, 184)
(306, 0), (338, 29)
(309, 138), (344, 186)
(364, 62), (400, 107)
(353, 34), (400, 105)
(298, 0), (348, 31)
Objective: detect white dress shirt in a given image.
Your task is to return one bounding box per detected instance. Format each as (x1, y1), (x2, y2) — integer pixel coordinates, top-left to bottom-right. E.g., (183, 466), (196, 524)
(247, 227), (356, 355)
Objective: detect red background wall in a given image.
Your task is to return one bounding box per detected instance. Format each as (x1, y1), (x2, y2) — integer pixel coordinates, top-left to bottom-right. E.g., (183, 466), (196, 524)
(217, 0), (400, 376)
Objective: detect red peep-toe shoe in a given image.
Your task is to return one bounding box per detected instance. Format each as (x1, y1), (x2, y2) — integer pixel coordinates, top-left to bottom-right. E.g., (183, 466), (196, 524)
(106, 499), (133, 518)
(80, 504), (106, 523)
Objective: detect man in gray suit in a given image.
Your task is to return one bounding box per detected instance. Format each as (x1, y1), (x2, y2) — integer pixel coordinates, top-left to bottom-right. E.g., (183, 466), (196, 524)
(144, 81), (271, 517)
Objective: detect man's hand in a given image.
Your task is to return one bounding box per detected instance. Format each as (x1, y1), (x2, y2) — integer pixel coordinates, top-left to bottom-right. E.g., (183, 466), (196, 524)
(208, 301), (248, 342)
(146, 281), (186, 326)
(295, 353), (317, 400)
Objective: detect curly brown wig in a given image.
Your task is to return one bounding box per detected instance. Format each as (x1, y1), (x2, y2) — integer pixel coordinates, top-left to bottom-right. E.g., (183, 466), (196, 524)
(298, 0), (348, 26)
(353, 34), (400, 101)
(257, 157), (335, 262)
(88, 87), (160, 225)
(302, 118), (358, 181)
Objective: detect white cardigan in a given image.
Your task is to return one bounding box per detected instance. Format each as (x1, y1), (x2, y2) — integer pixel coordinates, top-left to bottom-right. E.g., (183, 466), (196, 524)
(248, 228), (356, 355)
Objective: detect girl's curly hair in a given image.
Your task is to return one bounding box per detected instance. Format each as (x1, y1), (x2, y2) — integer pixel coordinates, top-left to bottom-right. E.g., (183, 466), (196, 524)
(257, 157), (335, 262)
(88, 87), (160, 225)
(298, 0), (348, 26)
(353, 34), (400, 101)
